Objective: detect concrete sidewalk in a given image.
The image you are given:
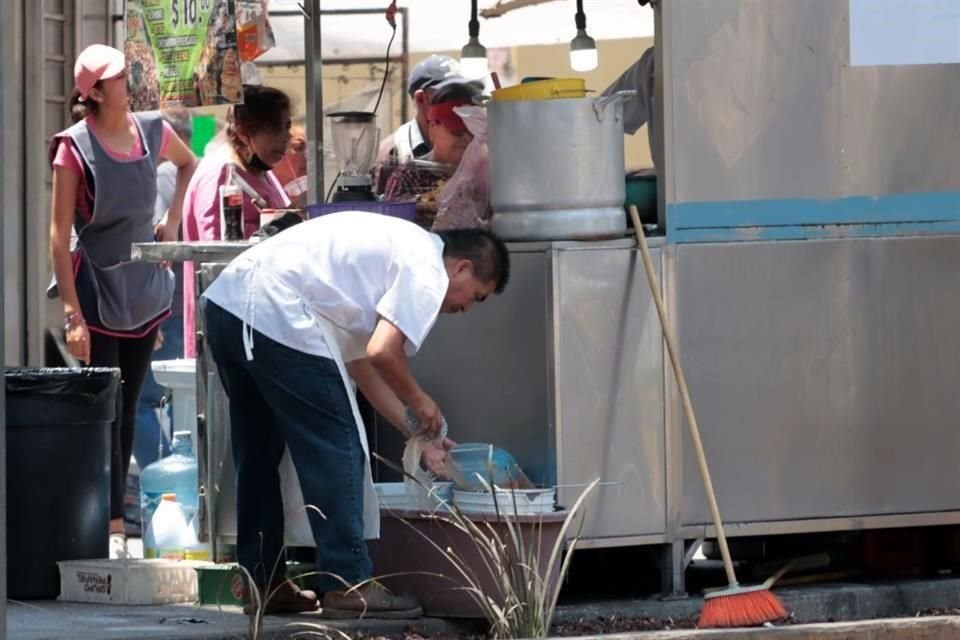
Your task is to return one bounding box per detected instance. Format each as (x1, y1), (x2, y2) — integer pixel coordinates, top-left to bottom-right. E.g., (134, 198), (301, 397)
(6, 599), (480, 640)
(569, 617), (960, 639)
(10, 577), (960, 639)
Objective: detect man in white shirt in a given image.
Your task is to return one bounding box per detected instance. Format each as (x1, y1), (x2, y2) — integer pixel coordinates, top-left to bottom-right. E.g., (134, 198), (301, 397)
(201, 212), (509, 618)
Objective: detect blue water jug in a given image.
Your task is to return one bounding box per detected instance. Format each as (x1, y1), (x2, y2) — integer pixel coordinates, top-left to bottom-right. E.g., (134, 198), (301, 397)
(140, 431), (199, 531)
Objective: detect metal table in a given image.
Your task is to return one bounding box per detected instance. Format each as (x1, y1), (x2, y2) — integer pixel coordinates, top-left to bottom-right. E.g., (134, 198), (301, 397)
(133, 240), (251, 561)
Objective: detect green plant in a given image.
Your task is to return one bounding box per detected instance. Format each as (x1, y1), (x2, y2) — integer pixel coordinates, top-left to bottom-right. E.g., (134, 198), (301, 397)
(377, 452), (599, 639)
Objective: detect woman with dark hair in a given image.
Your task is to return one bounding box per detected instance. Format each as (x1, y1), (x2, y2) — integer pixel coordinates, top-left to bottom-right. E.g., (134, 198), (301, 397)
(181, 84), (293, 357)
(49, 44), (197, 556)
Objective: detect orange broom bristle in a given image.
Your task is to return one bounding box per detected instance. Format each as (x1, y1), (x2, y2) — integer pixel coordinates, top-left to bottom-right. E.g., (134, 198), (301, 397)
(698, 588), (787, 628)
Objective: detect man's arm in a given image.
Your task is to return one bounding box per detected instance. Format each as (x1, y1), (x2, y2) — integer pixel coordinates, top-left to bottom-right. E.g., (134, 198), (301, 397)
(346, 358), (410, 437)
(348, 340), (453, 477)
(364, 317), (444, 437)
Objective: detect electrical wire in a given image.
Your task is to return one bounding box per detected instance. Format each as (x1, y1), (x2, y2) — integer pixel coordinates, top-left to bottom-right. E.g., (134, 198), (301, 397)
(372, 22), (397, 114)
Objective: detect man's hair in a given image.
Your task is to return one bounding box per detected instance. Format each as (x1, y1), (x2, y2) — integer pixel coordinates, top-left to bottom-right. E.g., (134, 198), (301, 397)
(437, 229), (510, 294)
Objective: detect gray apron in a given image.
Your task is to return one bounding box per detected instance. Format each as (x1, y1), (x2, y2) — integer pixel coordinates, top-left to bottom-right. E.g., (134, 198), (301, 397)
(48, 113), (174, 332)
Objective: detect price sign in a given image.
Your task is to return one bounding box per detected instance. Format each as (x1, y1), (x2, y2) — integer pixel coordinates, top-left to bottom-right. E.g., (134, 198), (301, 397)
(125, 0), (241, 110)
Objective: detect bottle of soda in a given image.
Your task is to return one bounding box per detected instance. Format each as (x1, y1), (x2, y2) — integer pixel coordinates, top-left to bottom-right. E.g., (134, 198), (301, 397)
(220, 164), (244, 241)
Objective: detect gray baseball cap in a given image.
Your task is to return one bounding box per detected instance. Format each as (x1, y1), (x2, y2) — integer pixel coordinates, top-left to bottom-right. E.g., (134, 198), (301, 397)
(408, 54), (482, 95)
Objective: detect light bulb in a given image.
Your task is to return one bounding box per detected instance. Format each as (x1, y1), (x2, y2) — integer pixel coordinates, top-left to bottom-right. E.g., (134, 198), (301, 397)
(570, 30), (598, 72)
(570, 47), (598, 72)
(460, 56), (489, 80)
(460, 36), (489, 80)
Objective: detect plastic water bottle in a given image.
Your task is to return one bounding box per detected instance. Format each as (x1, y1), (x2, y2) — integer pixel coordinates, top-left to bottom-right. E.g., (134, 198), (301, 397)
(140, 431), (199, 533)
(184, 512), (212, 561)
(144, 493), (193, 560)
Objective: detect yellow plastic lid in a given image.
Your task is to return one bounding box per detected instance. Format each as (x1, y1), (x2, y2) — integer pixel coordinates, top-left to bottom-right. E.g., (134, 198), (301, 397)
(492, 78), (587, 102)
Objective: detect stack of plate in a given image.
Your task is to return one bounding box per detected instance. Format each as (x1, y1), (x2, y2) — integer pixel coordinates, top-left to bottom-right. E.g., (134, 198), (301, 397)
(453, 487), (556, 516)
(375, 482), (453, 511)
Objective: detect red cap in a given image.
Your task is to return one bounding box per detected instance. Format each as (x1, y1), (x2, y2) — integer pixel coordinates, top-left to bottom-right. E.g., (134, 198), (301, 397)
(74, 44), (126, 100)
(427, 100), (473, 134)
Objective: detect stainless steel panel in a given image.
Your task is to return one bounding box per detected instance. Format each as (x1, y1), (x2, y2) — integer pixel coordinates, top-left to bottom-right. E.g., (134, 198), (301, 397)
(674, 237), (960, 525)
(404, 250), (554, 485)
(554, 246), (666, 538)
(665, 0), (960, 203)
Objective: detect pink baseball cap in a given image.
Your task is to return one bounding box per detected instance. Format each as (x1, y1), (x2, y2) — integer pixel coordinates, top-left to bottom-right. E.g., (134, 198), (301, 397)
(74, 44), (126, 100)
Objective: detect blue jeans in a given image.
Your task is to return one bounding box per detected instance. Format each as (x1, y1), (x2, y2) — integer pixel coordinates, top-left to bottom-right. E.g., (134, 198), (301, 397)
(133, 313), (184, 470)
(203, 301), (371, 591)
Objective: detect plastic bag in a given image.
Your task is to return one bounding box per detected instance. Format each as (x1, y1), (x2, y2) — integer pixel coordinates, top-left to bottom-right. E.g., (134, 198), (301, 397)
(433, 106), (491, 231)
(236, 0), (276, 62)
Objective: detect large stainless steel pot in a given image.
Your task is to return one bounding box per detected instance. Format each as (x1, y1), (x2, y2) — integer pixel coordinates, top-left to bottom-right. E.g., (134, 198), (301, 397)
(488, 92), (633, 241)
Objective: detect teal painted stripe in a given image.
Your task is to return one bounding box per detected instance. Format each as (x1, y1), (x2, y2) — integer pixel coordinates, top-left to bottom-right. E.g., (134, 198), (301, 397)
(670, 221), (960, 244)
(668, 191), (960, 231)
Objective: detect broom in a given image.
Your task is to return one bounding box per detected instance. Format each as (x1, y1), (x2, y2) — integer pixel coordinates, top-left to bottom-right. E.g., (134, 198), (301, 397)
(628, 206), (788, 628)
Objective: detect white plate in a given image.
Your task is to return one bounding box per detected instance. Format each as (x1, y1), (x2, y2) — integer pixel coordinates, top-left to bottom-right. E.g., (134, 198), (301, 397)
(452, 488), (556, 515)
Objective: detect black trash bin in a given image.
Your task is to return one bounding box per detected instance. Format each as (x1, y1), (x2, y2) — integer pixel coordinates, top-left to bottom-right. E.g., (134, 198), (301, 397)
(5, 367), (119, 599)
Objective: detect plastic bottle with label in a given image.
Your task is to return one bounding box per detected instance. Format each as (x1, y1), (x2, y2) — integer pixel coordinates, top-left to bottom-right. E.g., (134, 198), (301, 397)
(144, 493), (193, 560)
(140, 431), (199, 533)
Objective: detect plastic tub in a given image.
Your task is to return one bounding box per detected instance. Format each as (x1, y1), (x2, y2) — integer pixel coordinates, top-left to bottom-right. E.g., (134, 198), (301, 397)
(445, 443), (534, 491)
(305, 201), (417, 221)
(369, 508), (568, 617)
(492, 78), (587, 102)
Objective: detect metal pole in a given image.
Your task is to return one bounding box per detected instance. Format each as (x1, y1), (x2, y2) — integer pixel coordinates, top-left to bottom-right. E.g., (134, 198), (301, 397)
(304, 0), (324, 203)
(400, 7), (409, 125)
(0, 0), (8, 634)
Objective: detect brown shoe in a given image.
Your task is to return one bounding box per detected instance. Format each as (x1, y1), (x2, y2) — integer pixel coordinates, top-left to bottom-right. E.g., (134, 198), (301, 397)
(243, 579), (320, 615)
(321, 582), (422, 619)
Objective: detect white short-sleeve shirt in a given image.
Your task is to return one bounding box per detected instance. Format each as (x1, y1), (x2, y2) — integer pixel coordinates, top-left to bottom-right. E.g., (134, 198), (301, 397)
(202, 211), (449, 362)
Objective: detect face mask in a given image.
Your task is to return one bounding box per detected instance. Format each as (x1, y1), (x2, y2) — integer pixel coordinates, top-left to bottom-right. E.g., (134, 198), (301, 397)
(246, 152), (273, 172)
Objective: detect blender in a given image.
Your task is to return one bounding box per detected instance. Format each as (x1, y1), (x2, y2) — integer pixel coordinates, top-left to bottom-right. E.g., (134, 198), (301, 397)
(327, 111), (379, 202)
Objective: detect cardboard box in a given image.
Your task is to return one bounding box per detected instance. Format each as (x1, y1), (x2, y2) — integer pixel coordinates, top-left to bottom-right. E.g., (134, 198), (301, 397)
(58, 559), (212, 605)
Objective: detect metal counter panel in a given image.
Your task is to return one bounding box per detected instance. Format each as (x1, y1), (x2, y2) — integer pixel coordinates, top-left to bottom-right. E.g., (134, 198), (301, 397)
(664, 0), (960, 204)
(555, 246), (667, 538)
(406, 250), (554, 485)
(674, 236), (960, 525)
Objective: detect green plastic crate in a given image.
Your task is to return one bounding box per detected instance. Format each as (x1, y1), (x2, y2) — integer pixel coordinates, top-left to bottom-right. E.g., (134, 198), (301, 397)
(194, 562), (316, 607)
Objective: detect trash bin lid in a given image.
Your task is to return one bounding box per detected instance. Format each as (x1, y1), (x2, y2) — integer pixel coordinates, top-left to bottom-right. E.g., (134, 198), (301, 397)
(5, 367), (120, 396)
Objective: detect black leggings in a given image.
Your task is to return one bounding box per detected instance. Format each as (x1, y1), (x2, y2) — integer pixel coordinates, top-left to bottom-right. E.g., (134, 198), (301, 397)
(89, 328), (159, 520)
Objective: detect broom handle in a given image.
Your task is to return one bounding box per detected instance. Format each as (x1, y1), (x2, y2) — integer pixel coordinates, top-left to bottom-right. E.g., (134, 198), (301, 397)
(628, 206), (738, 588)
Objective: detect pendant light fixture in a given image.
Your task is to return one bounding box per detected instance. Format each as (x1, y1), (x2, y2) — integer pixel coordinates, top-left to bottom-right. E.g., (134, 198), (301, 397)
(570, 0), (598, 72)
(460, 0), (489, 80)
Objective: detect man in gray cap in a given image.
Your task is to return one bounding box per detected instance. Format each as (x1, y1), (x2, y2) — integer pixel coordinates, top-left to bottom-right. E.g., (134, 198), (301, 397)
(375, 55), (480, 192)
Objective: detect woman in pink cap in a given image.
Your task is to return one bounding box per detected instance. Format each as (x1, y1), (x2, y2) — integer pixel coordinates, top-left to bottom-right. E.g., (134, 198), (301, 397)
(48, 44), (197, 555)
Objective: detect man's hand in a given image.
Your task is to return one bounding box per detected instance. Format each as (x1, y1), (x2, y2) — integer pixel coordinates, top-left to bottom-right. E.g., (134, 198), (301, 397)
(410, 392), (443, 438)
(421, 440), (451, 478)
